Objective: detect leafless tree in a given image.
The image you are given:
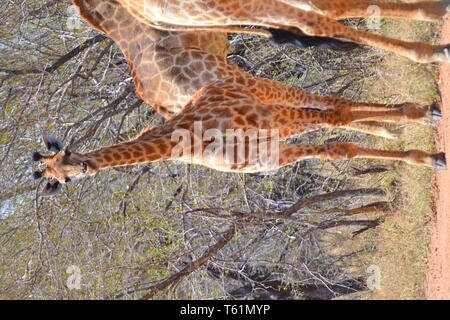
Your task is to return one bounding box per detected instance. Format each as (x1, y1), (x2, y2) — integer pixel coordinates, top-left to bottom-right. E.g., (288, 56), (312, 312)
(1, 1), (390, 299)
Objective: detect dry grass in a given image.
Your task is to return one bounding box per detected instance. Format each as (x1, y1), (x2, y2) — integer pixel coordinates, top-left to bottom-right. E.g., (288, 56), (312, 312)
(348, 18), (440, 299)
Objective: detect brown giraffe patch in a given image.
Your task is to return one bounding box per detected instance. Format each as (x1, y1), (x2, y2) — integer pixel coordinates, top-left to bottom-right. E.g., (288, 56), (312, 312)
(144, 144), (155, 155)
(234, 116), (246, 126)
(122, 151), (132, 159)
(113, 153), (122, 161)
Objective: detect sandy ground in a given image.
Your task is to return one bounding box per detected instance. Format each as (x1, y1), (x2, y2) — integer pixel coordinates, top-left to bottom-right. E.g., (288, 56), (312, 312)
(425, 16), (450, 300)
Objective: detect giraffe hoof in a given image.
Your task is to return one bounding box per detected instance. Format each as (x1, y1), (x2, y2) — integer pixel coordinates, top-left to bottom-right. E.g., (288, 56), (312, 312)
(445, 0), (450, 13)
(431, 152), (447, 170)
(431, 101), (442, 121)
(433, 44), (450, 62)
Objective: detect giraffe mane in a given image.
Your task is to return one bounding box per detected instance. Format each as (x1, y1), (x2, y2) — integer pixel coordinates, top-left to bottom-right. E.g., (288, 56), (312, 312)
(136, 126), (156, 139)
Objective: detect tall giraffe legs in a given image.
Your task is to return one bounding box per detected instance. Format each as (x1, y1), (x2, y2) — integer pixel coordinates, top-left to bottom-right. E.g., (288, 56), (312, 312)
(304, 95), (443, 121)
(245, 76), (428, 113)
(332, 103), (433, 125)
(278, 142), (447, 169)
(235, 0), (450, 63)
(346, 105), (428, 123)
(115, 1), (450, 63)
(273, 101), (435, 138)
(243, 76), (440, 138)
(312, 102), (438, 138)
(308, 0), (450, 21)
(252, 76), (440, 115)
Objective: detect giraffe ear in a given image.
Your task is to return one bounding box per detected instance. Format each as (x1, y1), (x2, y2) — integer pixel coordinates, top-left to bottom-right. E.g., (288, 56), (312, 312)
(41, 180), (62, 197)
(32, 171), (43, 180)
(32, 152), (43, 162)
(42, 135), (63, 153)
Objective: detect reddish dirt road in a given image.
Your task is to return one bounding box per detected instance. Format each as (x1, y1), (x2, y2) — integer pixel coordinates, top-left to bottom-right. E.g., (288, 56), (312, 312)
(426, 16), (450, 300)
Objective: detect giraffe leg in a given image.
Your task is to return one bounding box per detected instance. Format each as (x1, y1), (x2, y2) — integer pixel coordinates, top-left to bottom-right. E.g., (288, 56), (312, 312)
(312, 97), (442, 124)
(341, 122), (404, 139)
(279, 142), (447, 169)
(345, 104), (429, 124)
(330, 102), (441, 136)
(307, 0), (450, 21)
(245, 1), (450, 63)
(252, 76), (442, 120)
(303, 107), (425, 140)
(304, 95), (421, 112)
(310, 103), (431, 126)
(275, 105), (427, 138)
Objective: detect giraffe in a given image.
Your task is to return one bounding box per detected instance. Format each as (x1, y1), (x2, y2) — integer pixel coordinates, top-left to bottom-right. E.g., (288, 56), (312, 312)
(29, 0), (447, 196)
(70, 0), (440, 138)
(112, 0), (450, 64)
(32, 78), (446, 195)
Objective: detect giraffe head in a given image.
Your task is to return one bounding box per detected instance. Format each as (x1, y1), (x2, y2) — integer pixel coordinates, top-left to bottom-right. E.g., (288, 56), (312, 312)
(31, 136), (96, 196)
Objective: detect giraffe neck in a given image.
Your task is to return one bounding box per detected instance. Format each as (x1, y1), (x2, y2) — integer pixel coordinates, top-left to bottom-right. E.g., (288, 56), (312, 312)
(81, 135), (173, 171)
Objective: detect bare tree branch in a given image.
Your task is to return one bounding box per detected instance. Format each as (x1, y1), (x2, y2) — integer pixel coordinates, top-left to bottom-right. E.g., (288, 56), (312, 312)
(111, 226), (236, 299)
(0, 34), (107, 76)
